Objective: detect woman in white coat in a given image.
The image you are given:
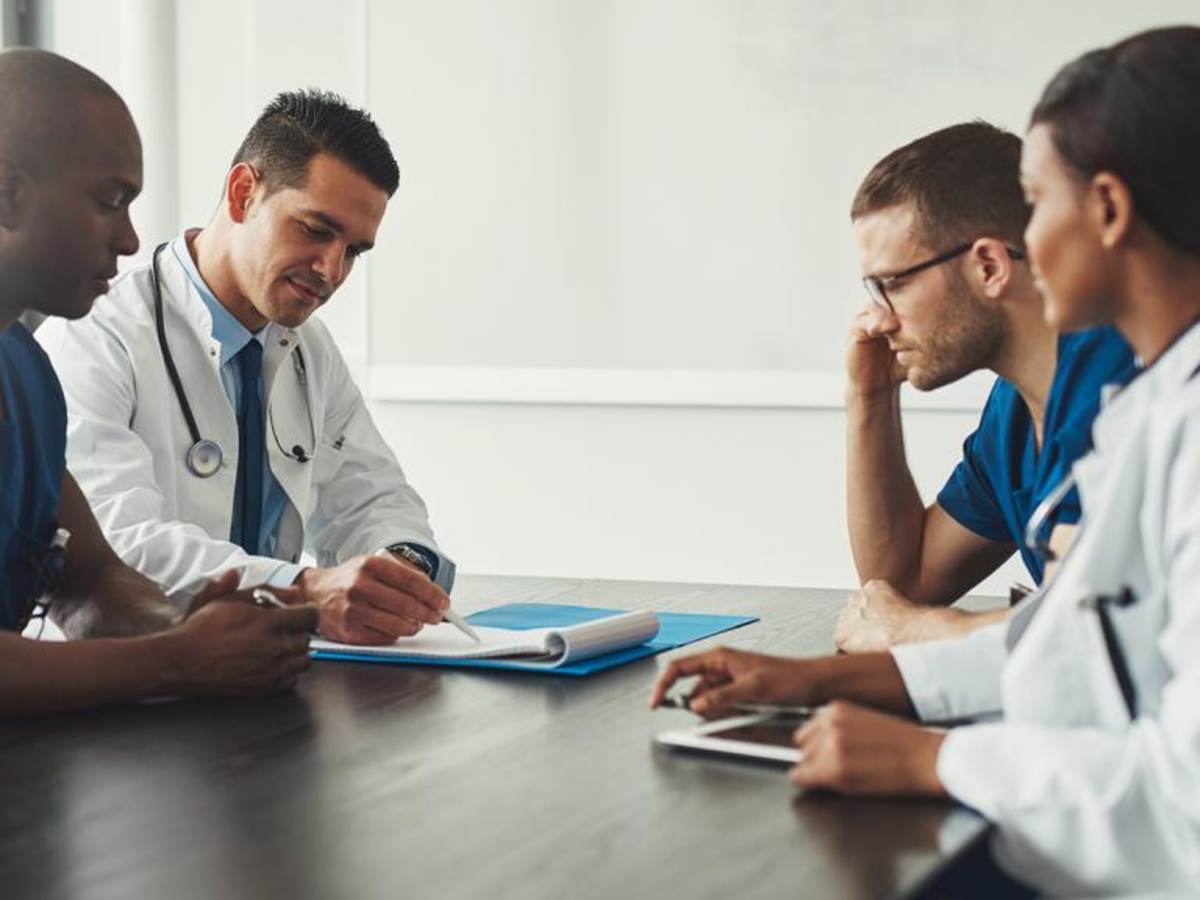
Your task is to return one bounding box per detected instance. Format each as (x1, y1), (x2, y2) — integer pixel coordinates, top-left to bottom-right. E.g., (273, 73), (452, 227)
(651, 26), (1200, 895)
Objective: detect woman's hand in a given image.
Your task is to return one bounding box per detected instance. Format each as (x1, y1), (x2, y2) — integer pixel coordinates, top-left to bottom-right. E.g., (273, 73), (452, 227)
(650, 647), (820, 717)
(790, 701), (947, 797)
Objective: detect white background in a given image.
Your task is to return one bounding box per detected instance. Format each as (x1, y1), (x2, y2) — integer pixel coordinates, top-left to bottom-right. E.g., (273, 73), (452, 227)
(30, 0), (1199, 592)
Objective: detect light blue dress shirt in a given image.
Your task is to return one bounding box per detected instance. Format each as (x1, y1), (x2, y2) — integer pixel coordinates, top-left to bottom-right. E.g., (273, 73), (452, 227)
(171, 235), (299, 586)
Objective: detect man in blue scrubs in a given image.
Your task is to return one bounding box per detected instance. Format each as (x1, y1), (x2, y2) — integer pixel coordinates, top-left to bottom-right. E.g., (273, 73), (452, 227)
(0, 49), (316, 712)
(836, 122), (1135, 652)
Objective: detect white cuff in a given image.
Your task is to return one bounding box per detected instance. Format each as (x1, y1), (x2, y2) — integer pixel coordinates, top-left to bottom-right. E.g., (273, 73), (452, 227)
(891, 623), (1008, 722)
(266, 561), (303, 589)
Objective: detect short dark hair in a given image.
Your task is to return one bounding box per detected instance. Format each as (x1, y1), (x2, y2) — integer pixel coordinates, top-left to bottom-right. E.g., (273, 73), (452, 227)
(231, 89), (400, 197)
(850, 121), (1029, 252)
(1030, 26), (1200, 257)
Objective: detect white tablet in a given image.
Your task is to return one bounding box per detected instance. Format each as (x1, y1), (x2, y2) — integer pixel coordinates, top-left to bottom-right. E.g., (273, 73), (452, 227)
(655, 712), (810, 765)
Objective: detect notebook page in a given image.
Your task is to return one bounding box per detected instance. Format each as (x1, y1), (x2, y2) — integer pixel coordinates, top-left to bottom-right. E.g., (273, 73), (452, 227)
(556, 610), (660, 664)
(310, 624), (557, 660)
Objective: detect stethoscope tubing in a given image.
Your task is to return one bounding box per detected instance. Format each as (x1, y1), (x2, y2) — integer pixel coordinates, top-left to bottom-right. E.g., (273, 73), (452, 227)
(150, 242), (315, 478)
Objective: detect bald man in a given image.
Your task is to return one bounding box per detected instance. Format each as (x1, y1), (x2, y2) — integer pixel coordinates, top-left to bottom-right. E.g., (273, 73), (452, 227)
(0, 48), (316, 712)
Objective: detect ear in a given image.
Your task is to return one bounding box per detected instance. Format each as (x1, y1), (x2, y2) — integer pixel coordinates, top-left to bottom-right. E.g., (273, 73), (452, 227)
(968, 238), (1015, 301)
(0, 156), (30, 231)
(1089, 172), (1133, 250)
(225, 162), (260, 225)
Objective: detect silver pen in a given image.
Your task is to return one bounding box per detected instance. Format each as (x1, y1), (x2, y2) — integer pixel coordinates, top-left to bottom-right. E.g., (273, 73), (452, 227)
(252, 588), (288, 609)
(658, 695), (816, 717)
(729, 702), (817, 717)
(439, 608), (482, 645)
(251, 588), (320, 638)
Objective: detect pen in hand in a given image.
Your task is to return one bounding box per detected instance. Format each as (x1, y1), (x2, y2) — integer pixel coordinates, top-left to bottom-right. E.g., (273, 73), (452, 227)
(252, 588), (321, 639)
(658, 693), (816, 718)
(372, 549), (481, 644)
(439, 608), (482, 644)
(252, 588), (289, 610)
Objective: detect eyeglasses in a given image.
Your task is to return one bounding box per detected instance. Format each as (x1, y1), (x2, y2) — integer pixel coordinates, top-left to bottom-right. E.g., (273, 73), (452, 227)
(862, 241), (1026, 315)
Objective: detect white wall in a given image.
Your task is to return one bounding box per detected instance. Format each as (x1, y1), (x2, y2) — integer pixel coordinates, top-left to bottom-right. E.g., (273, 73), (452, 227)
(366, 400), (994, 590)
(37, 1), (1198, 592)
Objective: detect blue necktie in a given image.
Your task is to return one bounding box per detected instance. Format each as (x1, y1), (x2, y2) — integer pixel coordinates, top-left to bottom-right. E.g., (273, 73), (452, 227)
(233, 340), (264, 555)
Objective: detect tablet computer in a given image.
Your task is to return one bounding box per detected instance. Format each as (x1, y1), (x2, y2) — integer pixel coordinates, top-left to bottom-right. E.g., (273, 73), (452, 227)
(654, 712), (810, 765)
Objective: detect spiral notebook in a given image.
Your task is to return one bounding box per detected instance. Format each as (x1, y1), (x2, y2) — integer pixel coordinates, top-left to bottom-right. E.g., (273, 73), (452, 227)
(310, 603), (757, 676)
(311, 609), (658, 670)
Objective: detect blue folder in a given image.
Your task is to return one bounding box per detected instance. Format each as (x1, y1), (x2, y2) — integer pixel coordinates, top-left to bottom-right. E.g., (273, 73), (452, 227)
(312, 602), (757, 677)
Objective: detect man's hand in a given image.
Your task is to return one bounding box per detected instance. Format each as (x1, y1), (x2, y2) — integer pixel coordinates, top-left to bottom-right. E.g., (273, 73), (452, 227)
(836, 580), (924, 653)
(846, 308), (907, 398)
(165, 598), (318, 696)
(294, 553), (449, 645)
(789, 701), (946, 797)
(649, 647), (821, 717)
(835, 579), (946, 652)
(183, 570), (253, 616)
(834, 579), (1012, 653)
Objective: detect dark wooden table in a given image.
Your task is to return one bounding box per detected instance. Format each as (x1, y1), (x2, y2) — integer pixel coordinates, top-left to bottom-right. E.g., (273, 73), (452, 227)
(0, 576), (990, 900)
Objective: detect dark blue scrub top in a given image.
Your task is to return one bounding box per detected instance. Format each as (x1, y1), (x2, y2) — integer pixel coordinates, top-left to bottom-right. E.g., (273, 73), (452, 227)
(937, 326), (1136, 584)
(0, 322), (67, 632)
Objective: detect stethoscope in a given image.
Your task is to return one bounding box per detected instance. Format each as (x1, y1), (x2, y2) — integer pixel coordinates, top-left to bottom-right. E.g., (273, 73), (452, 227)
(1011, 321), (1200, 718)
(1023, 316), (1200, 564)
(1022, 469), (1078, 567)
(151, 242), (316, 478)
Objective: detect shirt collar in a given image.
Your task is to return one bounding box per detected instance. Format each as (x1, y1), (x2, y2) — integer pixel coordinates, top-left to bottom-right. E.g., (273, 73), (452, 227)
(170, 232), (267, 365)
(1115, 317), (1200, 402)
(1144, 316), (1200, 389)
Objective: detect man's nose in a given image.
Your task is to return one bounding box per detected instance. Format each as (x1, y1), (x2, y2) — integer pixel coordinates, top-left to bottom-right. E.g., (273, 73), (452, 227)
(864, 303), (899, 336)
(113, 209), (140, 258)
(312, 244), (345, 286)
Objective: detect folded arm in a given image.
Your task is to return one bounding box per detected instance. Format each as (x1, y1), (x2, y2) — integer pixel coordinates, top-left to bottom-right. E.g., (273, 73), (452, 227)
(49, 472), (181, 639)
(0, 629), (177, 713)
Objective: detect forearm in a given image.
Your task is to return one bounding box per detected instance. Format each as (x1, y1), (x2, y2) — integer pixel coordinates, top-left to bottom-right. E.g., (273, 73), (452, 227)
(809, 651), (915, 716)
(101, 520), (285, 601)
(51, 559), (181, 640)
(896, 605), (1012, 644)
(52, 470), (185, 638)
(846, 388), (926, 590)
(0, 631), (177, 714)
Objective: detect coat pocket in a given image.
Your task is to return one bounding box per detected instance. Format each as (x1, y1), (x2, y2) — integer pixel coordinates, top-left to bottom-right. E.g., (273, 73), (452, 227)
(1079, 588), (1139, 720)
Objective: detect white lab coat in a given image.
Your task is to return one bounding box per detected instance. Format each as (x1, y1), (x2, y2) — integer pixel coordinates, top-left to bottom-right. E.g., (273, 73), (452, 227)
(37, 243), (448, 603)
(892, 322), (1200, 894)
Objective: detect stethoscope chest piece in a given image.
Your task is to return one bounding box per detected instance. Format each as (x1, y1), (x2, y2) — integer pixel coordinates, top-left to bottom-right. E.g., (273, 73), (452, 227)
(187, 439), (224, 478)
(151, 241), (316, 477)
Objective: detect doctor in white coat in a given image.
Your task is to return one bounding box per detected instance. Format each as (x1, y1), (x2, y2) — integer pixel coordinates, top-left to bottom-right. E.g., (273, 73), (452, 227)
(39, 90), (454, 646)
(651, 27), (1200, 895)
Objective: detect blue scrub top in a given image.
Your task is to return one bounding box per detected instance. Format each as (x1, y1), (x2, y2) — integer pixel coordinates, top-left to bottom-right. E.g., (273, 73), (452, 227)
(937, 326), (1136, 584)
(0, 322), (67, 631)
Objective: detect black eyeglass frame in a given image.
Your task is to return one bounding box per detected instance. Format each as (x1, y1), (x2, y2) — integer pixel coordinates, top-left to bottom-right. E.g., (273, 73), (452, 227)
(862, 240), (1026, 314)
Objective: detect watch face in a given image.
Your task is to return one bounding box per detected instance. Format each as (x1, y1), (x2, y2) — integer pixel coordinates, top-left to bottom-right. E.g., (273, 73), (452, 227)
(391, 545), (433, 576)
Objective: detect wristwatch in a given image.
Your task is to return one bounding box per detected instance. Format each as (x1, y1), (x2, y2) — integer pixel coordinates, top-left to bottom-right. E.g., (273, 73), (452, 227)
(386, 542), (436, 579)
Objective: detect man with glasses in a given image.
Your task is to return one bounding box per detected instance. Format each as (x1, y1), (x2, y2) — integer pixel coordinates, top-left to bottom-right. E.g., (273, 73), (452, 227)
(835, 121), (1135, 652)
